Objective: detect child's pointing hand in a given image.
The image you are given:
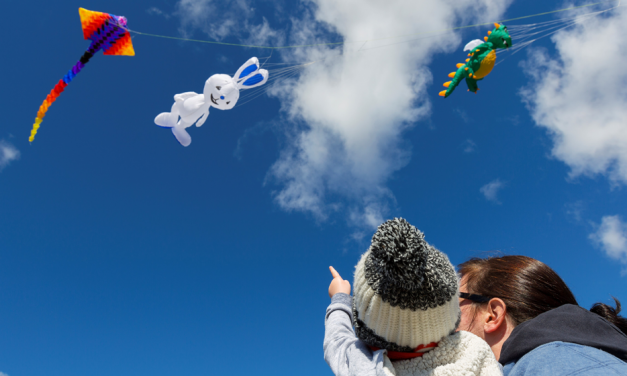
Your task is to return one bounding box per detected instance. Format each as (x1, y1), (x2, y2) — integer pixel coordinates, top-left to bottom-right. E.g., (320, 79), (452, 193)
(328, 266), (351, 298)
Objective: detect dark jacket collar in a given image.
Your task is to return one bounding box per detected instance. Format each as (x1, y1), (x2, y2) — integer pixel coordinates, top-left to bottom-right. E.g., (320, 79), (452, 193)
(499, 304), (627, 365)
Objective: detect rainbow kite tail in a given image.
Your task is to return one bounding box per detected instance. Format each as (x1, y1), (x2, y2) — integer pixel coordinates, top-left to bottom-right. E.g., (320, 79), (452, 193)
(29, 7), (134, 143)
(29, 47), (98, 143)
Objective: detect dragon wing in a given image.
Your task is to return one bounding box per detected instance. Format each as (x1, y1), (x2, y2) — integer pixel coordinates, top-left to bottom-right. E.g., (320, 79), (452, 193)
(464, 39), (484, 51)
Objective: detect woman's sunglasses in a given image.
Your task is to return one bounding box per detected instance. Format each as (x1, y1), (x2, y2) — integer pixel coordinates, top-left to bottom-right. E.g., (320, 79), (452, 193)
(459, 292), (492, 303)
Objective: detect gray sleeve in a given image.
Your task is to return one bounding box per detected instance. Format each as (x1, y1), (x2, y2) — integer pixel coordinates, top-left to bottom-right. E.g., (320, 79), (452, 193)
(323, 293), (389, 376)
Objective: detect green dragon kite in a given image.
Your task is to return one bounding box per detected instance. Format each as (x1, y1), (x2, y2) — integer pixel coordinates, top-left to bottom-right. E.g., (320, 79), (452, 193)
(439, 23), (512, 98)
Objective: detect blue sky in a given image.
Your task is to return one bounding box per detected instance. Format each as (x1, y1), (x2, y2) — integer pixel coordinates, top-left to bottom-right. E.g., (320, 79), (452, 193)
(1, 0), (626, 375)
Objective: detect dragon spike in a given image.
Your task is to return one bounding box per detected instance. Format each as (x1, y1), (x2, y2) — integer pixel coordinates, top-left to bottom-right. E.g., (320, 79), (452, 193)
(488, 30), (492, 35)
(439, 90), (447, 97)
(456, 63), (464, 68)
(448, 72), (456, 78)
(484, 36), (488, 42)
(466, 58), (470, 62)
(465, 67), (469, 71)
(443, 81), (451, 88)
(469, 73), (473, 78)
(494, 22), (500, 28)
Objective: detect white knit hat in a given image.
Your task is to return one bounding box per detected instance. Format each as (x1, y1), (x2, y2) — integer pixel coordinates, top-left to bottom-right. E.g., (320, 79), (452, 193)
(353, 218), (460, 352)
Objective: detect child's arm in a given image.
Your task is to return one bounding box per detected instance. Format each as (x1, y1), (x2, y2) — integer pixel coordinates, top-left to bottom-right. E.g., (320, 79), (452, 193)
(324, 267), (389, 376)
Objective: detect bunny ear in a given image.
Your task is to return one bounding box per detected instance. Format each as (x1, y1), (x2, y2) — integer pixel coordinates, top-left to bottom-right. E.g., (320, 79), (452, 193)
(238, 69), (269, 90)
(234, 57), (261, 81)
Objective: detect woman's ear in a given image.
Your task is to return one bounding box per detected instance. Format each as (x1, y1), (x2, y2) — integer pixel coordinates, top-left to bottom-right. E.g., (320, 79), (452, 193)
(484, 298), (508, 334)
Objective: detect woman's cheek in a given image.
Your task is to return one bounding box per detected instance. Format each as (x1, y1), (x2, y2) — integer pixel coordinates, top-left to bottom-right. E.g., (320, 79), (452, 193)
(458, 303), (485, 339)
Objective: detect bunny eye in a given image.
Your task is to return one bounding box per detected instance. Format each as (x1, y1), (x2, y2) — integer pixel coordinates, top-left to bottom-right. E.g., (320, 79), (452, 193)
(226, 101), (230, 105)
(216, 86), (222, 90)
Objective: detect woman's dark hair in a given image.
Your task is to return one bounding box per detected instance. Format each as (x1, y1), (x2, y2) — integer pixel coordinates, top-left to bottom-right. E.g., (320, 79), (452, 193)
(458, 255), (627, 334)
(591, 297), (627, 333)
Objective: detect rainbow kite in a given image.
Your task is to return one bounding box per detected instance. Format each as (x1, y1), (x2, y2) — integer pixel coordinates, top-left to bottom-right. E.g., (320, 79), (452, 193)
(29, 8), (135, 142)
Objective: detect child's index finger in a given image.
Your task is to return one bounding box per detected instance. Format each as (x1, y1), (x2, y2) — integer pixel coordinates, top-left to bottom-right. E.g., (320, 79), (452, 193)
(329, 266), (342, 279)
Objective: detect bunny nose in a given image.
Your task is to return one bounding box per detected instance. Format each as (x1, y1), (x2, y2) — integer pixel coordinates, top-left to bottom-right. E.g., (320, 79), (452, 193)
(220, 96), (225, 100)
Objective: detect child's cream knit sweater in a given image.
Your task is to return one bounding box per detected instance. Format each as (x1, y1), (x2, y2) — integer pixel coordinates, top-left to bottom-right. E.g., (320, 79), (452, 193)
(324, 294), (503, 376)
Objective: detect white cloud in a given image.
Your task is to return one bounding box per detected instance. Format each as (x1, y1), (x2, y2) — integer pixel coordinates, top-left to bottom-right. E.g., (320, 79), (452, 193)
(455, 108), (471, 123)
(174, 0), (285, 45)
(462, 139), (476, 153)
(172, 0), (512, 228)
(589, 215), (627, 270)
(244, 17), (285, 47)
(565, 200), (585, 222)
(147, 7), (171, 19)
(173, 0), (285, 49)
(521, 7), (627, 185)
(176, 0), (250, 40)
(0, 371), (9, 376)
(266, 0), (511, 227)
(480, 179), (504, 203)
(0, 140), (20, 171)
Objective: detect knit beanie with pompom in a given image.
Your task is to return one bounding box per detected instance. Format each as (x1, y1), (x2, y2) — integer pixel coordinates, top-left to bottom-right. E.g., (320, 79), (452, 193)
(353, 218), (460, 353)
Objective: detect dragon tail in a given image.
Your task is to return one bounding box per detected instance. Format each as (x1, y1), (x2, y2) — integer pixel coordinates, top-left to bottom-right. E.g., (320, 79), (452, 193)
(439, 64), (466, 98)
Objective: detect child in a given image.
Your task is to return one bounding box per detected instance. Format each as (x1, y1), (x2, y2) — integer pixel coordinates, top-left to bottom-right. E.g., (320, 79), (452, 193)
(324, 218), (502, 376)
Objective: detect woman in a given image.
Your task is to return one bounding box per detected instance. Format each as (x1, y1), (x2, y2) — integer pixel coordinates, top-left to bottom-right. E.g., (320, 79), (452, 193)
(458, 255), (627, 375)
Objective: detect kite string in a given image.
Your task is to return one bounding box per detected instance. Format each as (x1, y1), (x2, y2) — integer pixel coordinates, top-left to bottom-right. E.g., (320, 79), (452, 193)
(257, 0), (621, 105)
(494, 0), (621, 65)
(237, 63), (313, 101)
(239, 0), (619, 104)
(124, 0), (620, 50)
(260, 49), (273, 68)
(133, 0), (622, 108)
(236, 67), (307, 107)
(361, 0), (620, 53)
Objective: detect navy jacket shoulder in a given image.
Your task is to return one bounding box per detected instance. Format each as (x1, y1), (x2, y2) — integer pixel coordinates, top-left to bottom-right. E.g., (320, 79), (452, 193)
(503, 341), (627, 376)
(500, 304), (627, 376)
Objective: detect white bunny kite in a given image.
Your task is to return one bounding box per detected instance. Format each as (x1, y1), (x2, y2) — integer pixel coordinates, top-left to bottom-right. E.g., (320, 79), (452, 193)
(155, 57), (269, 146)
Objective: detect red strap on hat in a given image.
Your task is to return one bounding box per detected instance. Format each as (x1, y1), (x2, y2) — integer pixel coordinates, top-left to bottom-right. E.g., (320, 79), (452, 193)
(369, 342), (438, 360)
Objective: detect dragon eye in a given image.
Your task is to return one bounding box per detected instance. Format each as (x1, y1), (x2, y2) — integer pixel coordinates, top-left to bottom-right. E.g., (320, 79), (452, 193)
(216, 86), (222, 90)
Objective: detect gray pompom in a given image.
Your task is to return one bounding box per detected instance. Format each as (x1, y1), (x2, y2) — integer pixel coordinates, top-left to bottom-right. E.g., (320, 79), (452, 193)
(364, 218), (457, 310)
